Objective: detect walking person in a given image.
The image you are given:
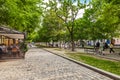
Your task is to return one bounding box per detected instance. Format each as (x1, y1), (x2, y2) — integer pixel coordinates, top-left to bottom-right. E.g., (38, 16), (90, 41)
(95, 41), (100, 54)
(109, 43), (115, 53)
(103, 42), (109, 51)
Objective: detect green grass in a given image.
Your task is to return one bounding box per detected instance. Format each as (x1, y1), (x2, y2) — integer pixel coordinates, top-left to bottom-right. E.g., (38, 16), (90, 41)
(66, 53), (120, 76)
(54, 48), (62, 51)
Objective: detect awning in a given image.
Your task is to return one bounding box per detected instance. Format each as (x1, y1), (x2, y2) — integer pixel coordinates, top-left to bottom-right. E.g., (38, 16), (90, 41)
(0, 25), (25, 39)
(0, 33), (24, 39)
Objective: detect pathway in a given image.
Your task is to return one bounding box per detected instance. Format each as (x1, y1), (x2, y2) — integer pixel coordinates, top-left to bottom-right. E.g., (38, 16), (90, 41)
(0, 48), (112, 80)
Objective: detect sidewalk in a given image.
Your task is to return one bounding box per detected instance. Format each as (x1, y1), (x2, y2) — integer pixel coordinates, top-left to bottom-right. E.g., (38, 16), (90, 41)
(0, 48), (116, 80)
(44, 48), (120, 79)
(44, 48), (120, 61)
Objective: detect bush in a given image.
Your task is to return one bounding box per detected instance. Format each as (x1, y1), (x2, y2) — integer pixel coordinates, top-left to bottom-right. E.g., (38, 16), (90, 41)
(19, 42), (28, 53)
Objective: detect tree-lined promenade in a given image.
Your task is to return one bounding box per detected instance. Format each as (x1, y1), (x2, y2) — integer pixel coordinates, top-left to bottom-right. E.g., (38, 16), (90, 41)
(0, 0), (120, 51)
(35, 0), (120, 51)
(0, 0), (120, 79)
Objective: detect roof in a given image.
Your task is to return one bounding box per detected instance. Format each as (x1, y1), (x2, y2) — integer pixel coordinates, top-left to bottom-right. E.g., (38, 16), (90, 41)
(0, 25), (23, 34)
(0, 25), (24, 39)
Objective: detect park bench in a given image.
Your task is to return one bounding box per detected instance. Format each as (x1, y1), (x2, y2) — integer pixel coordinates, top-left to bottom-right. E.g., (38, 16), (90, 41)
(113, 47), (120, 55)
(84, 46), (120, 56)
(100, 47), (120, 55)
(84, 47), (95, 53)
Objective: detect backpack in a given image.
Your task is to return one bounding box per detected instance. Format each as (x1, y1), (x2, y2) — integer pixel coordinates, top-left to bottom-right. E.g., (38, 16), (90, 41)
(109, 44), (113, 48)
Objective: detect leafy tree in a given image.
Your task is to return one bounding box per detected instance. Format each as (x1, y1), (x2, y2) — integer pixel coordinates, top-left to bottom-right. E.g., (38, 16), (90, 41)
(96, 0), (120, 38)
(74, 18), (90, 40)
(79, 0), (120, 42)
(0, 0), (42, 40)
(45, 0), (86, 51)
(35, 8), (65, 45)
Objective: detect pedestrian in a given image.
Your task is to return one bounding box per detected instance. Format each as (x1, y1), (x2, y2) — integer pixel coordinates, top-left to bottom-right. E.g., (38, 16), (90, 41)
(95, 41), (100, 53)
(81, 41), (85, 48)
(109, 43), (115, 53)
(103, 42), (109, 51)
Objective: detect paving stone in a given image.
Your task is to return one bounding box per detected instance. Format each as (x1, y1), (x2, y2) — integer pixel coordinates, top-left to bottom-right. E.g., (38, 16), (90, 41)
(0, 48), (113, 80)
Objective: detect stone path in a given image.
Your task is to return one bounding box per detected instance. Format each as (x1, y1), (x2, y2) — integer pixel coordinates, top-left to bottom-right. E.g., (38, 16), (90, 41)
(0, 48), (113, 80)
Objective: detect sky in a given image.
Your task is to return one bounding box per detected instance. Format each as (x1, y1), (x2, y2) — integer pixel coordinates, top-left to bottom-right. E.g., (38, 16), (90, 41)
(80, 0), (90, 4)
(43, 0), (90, 19)
(43, 0), (90, 4)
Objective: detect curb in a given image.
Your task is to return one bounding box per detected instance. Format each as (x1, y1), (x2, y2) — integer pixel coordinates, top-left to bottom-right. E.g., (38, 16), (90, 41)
(43, 48), (120, 80)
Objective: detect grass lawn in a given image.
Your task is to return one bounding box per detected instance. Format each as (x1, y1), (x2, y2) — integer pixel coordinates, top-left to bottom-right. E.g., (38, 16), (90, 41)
(65, 53), (120, 76)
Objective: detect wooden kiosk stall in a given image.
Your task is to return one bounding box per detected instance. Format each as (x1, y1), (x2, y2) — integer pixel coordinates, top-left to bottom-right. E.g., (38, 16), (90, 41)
(0, 26), (25, 59)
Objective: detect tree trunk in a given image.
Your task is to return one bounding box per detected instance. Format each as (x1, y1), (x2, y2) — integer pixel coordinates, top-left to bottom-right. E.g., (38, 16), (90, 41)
(93, 40), (96, 51)
(71, 40), (75, 51)
(52, 41), (54, 47)
(70, 31), (75, 51)
(59, 41), (62, 48)
(46, 42), (47, 46)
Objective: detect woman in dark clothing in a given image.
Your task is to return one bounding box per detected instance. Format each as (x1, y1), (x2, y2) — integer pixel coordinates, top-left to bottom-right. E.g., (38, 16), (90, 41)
(95, 42), (100, 53)
(103, 42), (109, 51)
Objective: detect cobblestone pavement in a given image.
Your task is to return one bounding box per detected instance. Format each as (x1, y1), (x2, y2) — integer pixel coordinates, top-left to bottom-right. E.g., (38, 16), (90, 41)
(0, 48), (113, 80)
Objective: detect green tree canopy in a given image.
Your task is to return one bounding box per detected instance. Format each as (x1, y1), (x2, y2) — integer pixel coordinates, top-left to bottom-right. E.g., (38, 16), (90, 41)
(0, 0), (42, 39)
